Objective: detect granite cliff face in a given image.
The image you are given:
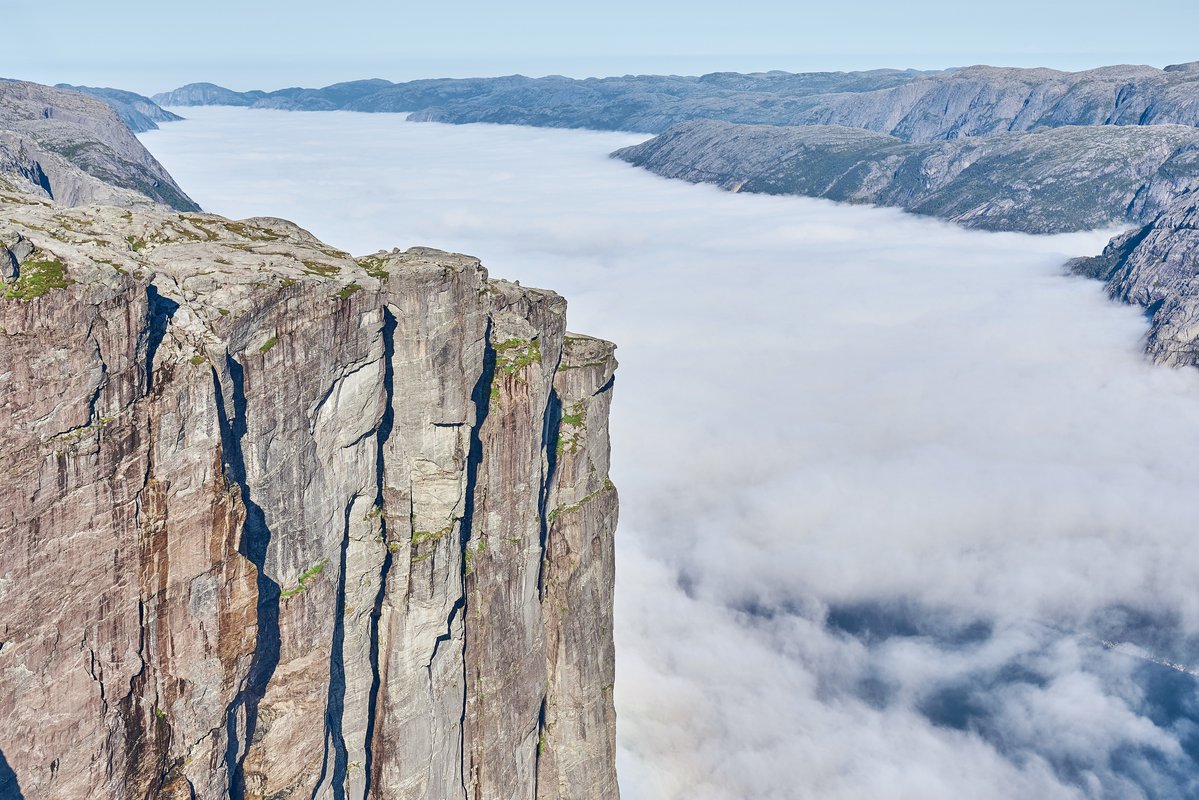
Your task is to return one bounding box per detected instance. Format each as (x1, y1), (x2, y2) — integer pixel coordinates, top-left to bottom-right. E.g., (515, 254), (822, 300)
(0, 81), (197, 211)
(1069, 191), (1199, 367)
(0, 98), (618, 798)
(613, 119), (1199, 233)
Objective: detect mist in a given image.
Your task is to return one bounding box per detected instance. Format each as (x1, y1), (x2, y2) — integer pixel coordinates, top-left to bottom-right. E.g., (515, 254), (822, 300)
(142, 108), (1199, 799)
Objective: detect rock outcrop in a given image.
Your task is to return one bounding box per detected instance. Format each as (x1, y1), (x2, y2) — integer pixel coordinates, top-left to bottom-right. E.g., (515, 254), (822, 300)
(0, 193), (618, 798)
(54, 84), (184, 133)
(0, 81), (197, 211)
(1070, 191), (1199, 367)
(612, 119), (1199, 233)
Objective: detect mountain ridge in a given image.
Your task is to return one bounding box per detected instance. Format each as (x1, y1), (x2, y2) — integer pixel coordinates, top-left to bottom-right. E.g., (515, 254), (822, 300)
(151, 64), (1199, 139)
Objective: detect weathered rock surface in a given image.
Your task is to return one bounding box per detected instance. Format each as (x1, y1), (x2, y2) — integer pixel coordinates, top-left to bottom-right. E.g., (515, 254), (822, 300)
(0, 195), (618, 799)
(613, 119), (1199, 233)
(54, 84), (184, 133)
(0, 81), (197, 211)
(1070, 191), (1199, 367)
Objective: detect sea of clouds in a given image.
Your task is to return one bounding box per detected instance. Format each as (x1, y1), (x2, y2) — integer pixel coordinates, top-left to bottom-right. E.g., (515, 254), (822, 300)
(143, 108), (1199, 799)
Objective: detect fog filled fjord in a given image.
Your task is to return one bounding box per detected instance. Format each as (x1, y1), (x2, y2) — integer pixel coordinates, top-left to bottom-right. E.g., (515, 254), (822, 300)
(142, 107), (1199, 799)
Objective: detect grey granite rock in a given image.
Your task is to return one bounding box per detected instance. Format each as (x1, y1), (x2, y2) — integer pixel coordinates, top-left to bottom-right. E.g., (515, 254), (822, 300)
(1070, 191), (1199, 367)
(0, 81), (198, 211)
(613, 119), (1199, 233)
(0, 201), (618, 797)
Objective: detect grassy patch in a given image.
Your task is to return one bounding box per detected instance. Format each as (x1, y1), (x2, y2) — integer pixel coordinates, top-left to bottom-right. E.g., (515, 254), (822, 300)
(547, 480), (615, 525)
(557, 402), (587, 456)
(356, 254), (390, 280)
(4, 257), (73, 300)
(224, 221), (281, 242)
(301, 259), (341, 277)
(280, 559), (328, 599)
(494, 337), (542, 374)
(335, 282), (361, 300)
(258, 336), (279, 354)
(560, 401), (585, 429)
(412, 524), (453, 547)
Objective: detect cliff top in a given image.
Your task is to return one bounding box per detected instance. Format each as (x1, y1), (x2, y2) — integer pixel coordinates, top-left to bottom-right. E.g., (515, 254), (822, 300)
(1, 194), (572, 354)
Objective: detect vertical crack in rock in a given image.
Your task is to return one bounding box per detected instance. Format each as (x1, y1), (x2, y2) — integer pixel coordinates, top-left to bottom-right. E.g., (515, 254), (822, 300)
(84, 336), (108, 426)
(143, 284), (178, 391)
(127, 600), (147, 701)
(457, 324), (496, 796)
(314, 501), (355, 800)
(363, 307), (396, 799)
(214, 357), (281, 799)
(0, 748), (25, 800)
(532, 696), (547, 798)
(85, 646), (108, 713)
(537, 389), (563, 601)
(427, 599), (466, 670)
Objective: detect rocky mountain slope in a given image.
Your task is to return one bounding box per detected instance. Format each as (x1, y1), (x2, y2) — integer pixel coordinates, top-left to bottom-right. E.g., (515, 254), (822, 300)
(0, 81), (197, 210)
(153, 63), (1199, 138)
(55, 84), (184, 133)
(0, 88), (618, 799)
(613, 119), (1199, 233)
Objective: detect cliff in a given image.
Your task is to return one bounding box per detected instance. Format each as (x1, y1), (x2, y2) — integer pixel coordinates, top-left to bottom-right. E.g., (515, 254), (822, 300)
(0, 81), (197, 211)
(612, 119), (1199, 233)
(1069, 190), (1199, 367)
(0, 124), (617, 800)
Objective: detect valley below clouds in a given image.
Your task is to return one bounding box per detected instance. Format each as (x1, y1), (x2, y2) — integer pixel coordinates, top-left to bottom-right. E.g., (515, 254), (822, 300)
(142, 108), (1199, 799)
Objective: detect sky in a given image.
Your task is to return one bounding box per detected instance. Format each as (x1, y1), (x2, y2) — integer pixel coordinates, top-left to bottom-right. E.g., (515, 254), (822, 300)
(3, 0), (1199, 93)
(140, 108), (1199, 799)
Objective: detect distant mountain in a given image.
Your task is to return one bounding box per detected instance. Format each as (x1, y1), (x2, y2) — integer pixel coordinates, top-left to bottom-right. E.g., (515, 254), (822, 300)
(152, 64), (1199, 139)
(152, 70), (932, 131)
(0, 81), (198, 210)
(612, 119), (1199, 233)
(55, 84), (183, 132)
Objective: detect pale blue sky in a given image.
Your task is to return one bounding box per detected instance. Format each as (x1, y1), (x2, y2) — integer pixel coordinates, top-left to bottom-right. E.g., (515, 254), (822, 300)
(5, 0), (1198, 93)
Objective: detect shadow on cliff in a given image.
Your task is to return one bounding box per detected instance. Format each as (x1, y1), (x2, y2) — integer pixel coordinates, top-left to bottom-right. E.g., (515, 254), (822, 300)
(362, 308), (397, 797)
(0, 749), (24, 800)
(213, 356), (282, 798)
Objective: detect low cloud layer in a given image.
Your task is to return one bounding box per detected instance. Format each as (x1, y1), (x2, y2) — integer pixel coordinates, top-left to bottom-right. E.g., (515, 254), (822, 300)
(144, 109), (1199, 799)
